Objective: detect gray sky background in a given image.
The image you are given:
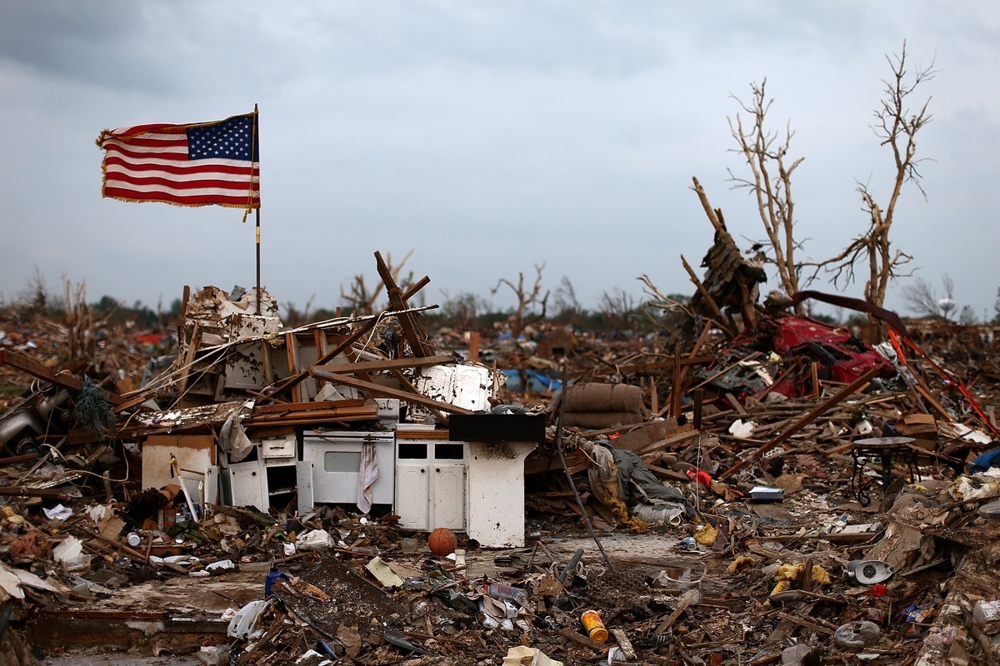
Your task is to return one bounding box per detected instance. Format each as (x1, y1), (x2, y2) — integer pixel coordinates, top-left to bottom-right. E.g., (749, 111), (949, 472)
(1, 1), (998, 321)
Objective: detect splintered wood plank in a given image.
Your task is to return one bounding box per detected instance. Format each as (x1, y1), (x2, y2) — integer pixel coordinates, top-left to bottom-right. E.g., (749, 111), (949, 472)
(468, 331), (480, 363)
(284, 332), (300, 403)
(314, 330), (327, 387)
(255, 399), (367, 414)
(610, 629), (636, 661)
(375, 250), (429, 357)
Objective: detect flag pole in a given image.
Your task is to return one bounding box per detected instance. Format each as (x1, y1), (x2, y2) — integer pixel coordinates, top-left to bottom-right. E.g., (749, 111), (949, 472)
(256, 205), (261, 314)
(253, 104), (261, 314)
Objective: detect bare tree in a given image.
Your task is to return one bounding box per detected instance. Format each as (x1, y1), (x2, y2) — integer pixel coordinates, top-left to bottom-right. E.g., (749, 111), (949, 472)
(340, 249), (414, 315)
(283, 294), (317, 327)
(492, 263), (549, 339)
(902, 274), (955, 320)
(822, 42), (935, 307)
(553, 276), (584, 325)
(600, 288), (637, 332)
(440, 290), (489, 330)
(728, 79), (806, 307)
(18, 266), (50, 315)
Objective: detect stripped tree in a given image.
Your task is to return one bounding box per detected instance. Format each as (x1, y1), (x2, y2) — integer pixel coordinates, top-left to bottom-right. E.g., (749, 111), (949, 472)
(728, 79), (806, 309)
(821, 42), (935, 307)
(492, 263), (549, 340)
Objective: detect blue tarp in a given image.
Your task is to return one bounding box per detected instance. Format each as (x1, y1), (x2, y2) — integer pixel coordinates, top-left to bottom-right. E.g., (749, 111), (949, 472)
(501, 369), (563, 393)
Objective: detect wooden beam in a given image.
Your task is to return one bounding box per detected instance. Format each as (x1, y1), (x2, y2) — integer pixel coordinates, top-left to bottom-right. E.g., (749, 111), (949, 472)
(401, 275), (431, 302)
(775, 611), (834, 636)
(314, 355), (454, 375)
(670, 346), (682, 418)
(0, 350), (125, 405)
(0, 487), (74, 500)
(309, 368), (473, 415)
(681, 254), (733, 337)
(284, 332), (300, 402)
(176, 322), (201, 397)
(719, 367), (879, 480)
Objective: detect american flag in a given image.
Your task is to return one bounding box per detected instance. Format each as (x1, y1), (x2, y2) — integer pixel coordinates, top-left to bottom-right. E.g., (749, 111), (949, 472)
(96, 112), (260, 210)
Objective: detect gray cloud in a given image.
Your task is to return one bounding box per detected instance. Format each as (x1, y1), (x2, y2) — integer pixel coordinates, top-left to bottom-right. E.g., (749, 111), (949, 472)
(1, 1), (999, 318)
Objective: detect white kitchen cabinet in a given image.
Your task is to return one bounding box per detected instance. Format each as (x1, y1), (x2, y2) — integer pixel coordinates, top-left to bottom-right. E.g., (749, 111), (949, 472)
(395, 439), (467, 532)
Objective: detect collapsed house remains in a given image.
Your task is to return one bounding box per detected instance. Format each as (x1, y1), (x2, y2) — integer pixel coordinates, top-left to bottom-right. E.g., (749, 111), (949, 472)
(0, 249), (998, 665)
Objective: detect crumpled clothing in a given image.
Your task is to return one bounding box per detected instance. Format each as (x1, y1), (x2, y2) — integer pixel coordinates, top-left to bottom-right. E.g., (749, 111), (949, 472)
(612, 447), (695, 518)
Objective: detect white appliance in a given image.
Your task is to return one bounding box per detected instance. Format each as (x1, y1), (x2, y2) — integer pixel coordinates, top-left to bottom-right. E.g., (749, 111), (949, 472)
(297, 431), (394, 514)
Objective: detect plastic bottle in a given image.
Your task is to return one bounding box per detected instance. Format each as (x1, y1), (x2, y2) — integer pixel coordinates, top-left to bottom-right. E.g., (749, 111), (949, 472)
(581, 609), (608, 643)
(487, 583), (529, 608)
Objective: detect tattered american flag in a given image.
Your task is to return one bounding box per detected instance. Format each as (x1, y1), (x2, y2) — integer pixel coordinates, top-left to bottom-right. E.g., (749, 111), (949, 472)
(96, 112), (260, 210)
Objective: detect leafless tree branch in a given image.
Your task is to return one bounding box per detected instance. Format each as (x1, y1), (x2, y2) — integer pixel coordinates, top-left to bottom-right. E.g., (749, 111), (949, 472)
(819, 42), (934, 307)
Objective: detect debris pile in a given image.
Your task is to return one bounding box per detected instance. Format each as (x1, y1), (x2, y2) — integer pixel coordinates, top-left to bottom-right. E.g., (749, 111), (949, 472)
(0, 248), (997, 664)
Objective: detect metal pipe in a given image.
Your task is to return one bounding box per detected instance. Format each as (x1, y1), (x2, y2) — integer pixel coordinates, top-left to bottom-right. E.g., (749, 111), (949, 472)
(554, 360), (617, 574)
(0, 410), (44, 447)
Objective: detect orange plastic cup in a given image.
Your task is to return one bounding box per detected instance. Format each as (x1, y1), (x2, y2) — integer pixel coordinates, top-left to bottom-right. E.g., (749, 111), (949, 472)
(581, 609), (608, 643)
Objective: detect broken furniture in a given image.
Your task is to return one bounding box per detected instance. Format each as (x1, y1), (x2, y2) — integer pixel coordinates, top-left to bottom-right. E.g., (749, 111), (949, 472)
(850, 436), (919, 506)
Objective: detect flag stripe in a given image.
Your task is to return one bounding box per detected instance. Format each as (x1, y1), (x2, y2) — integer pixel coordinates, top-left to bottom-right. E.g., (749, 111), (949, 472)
(101, 140), (188, 155)
(103, 188), (259, 207)
(105, 183), (260, 198)
(97, 112), (259, 209)
(105, 156), (260, 177)
(107, 170), (260, 189)
(104, 148), (260, 170)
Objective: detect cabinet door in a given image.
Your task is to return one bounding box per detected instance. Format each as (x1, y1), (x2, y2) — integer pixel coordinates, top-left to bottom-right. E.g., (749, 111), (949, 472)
(396, 464), (429, 530)
(296, 461), (315, 515)
(431, 463), (466, 531)
(227, 461), (265, 511)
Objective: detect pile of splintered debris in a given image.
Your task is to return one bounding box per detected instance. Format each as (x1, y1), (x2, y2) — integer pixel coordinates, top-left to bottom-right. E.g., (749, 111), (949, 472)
(0, 247), (998, 665)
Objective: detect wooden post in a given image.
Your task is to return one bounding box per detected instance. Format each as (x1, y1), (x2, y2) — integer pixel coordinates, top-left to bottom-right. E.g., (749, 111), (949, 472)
(693, 388), (704, 431)
(670, 347), (682, 418)
(180, 285), (190, 322)
(468, 331), (480, 363)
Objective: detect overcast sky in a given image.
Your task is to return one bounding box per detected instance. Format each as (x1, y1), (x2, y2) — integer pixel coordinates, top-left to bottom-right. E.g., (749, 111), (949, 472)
(1, 1), (998, 321)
